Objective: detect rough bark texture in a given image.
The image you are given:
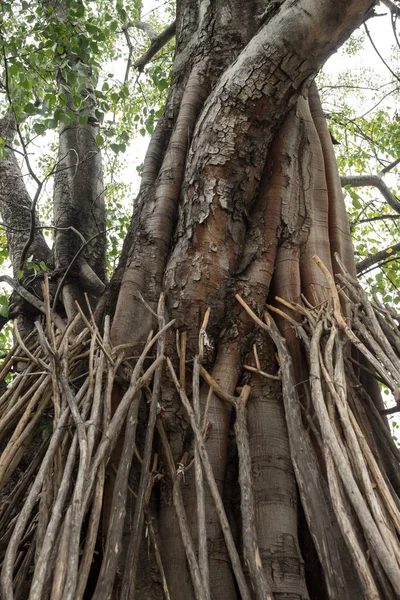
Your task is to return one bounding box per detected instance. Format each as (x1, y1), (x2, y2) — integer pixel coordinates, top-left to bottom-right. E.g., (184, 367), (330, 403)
(4, 1), (400, 600)
(107, 1), (378, 599)
(0, 114), (50, 273)
(50, 0), (106, 320)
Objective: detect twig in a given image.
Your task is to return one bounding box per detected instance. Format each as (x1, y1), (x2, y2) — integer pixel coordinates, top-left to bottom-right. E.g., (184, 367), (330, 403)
(156, 418), (207, 600)
(167, 358), (252, 600)
(121, 294), (167, 600)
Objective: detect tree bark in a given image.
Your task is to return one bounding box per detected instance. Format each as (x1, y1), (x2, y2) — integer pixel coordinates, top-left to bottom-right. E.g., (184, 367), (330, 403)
(4, 2), (400, 600)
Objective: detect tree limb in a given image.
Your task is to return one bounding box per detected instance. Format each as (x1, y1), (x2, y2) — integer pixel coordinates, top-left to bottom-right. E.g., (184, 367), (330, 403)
(381, 0), (400, 17)
(133, 21), (176, 72)
(356, 241), (400, 274)
(352, 213), (400, 225)
(0, 274), (66, 331)
(341, 174), (400, 213)
(380, 157), (400, 175)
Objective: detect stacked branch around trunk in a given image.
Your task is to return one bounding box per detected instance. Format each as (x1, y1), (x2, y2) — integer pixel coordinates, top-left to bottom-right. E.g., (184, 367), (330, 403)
(0, 258), (400, 599)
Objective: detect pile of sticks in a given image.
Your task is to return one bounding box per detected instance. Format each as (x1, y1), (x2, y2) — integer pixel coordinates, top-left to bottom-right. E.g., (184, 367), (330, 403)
(0, 255), (399, 600)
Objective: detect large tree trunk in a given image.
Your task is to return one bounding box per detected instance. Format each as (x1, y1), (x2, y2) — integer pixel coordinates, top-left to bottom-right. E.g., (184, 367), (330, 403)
(105, 1), (381, 599)
(4, 1), (400, 600)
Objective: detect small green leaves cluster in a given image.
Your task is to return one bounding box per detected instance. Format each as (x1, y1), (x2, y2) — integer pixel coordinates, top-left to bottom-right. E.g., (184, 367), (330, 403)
(319, 34), (400, 304)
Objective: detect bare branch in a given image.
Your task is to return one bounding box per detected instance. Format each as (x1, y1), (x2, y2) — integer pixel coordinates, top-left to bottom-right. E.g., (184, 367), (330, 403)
(380, 157), (400, 175)
(381, 0), (400, 17)
(352, 213), (400, 225)
(364, 23), (400, 82)
(133, 21), (176, 72)
(341, 174), (400, 213)
(122, 20), (176, 82)
(135, 20), (158, 41)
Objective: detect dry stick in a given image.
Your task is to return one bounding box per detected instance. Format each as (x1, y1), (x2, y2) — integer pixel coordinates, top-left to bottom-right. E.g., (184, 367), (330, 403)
(310, 321), (400, 593)
(233, 387), (273, 600)
(146, 515), (172, 600)
(0, 435), (49, 532)
(156, 419), (208, 600)
(75, 462), (105, 600)
(371, 307), (400, 359)
(1, 402), (72, 600)
(56, 350), (88, 600)
(75, 302), (114, 366)
(35, 459), (52, 571)
(80, 320), (174, 516)
(199, 365), (273, 598)
(243, 364), (281, 381)
(0, 275), (66, 333)
(0, 372), (47, 440)
(82, 354), (165, 519)
(0, 367), (34, 416)
(199, 364), (276, 599)
(266, 303), (311, 349)
(14, 541), (36, 600)
(166, 358), (252, 600)
(121, 294), (167, 599)
(320, 340), (400, 565)
(0, 389), (51, 491)
(193, 361), (209, 599)
(78, 331), (115, 600)
(51, 509), (72, 600)
(348, 408), (400, 535)
(180, 330), (187, 390)
(325, 449), (380, 599)
(235, 294), (363, 600)
(13, 320), (49, 371)
(354, 315), (400, 387)
(313, 255), (397, 390)
(29, 436), (79, 600)
(193, 309), (210, 600)
(93, 393), (143, 600)
(342, 270), (400, 375)
(0, 340), (20, 381)
(87, 349), (105, 463)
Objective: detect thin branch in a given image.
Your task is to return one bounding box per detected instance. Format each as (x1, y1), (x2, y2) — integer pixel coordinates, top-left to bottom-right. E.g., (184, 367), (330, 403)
(356, 241), (400, 274)
(364, 23), (400, 83)
(135, 21), (158, 41)
(341, 174), (400, 213)
(380, 157), (400, 176)
(390, 9), (400, 51)
(381, 0), (400, 17)
(122, 19), (176, 82)
(0, 274), (66, 331)
(356, 85), (400, 119)
(133, 21), (176, 72)
(352, 213), (400, 225)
